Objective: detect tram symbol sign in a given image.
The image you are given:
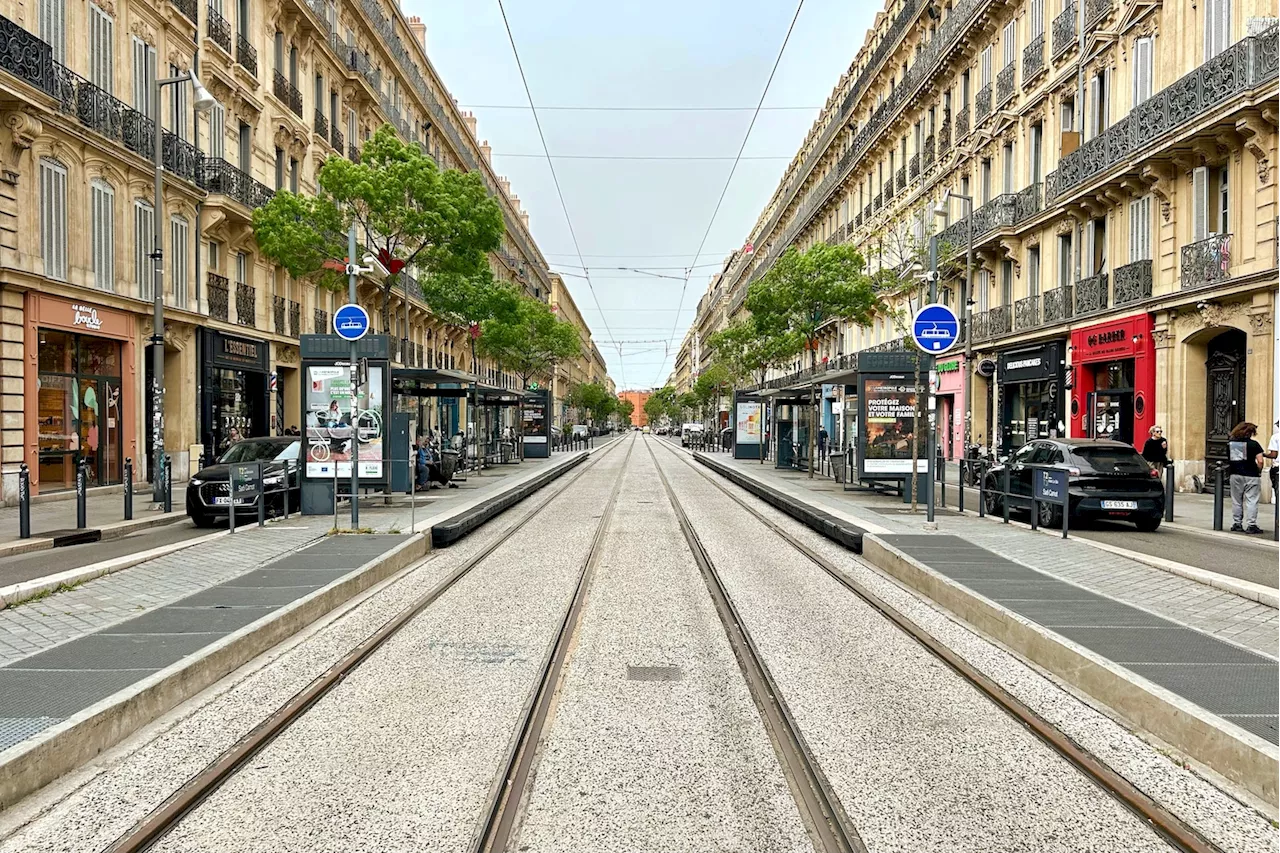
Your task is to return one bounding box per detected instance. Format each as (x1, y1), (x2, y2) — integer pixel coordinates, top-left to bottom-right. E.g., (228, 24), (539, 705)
(333, 303), (371, 341)
(911, 303), (960, 354)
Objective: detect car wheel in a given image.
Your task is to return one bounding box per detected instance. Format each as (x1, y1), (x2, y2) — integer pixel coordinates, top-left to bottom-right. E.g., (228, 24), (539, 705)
(1037, 500), (1060, 528)
(191, 513), (216, 528)
(983, 481), (1002, 515)
(1134, 515), (1162, 532)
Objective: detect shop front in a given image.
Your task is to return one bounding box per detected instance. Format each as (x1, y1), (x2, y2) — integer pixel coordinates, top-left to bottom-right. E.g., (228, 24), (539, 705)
(1069, 314), (1155, 447)
(996, 341), (1066, 456)
(934, 355), (966, 460)
(25, 294), (138, 494)
(199, 329), (271, 462)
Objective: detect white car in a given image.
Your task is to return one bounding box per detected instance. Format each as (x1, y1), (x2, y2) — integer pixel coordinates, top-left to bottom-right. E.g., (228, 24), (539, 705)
(680, 424), (705, 447)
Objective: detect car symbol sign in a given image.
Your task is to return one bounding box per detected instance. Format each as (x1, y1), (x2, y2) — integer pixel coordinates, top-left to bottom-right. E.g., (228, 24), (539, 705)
(333, 303), (370, 341)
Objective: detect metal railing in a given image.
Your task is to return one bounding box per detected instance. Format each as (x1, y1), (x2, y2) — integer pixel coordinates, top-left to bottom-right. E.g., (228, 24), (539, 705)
(273, 295), (287, 335)
(208, 273), (230, 322)
(330, 124), (344, 152)
(273, 71), (303, 117)
(236, 282), (256, 327)
(289, 300), (301, 337)
(997, 64), (1016, 106)
(1181, 234), (1232, 289)
(314, 308), (330, 334)
(937, 118), (951, 157)
(1084, 0), (1114, 29)
(171, 0), (198, 22)
(1113, 259), (1153, 305)
(1014, 294), (1040, 330)
(1052, 3), (1077, 58)
(955, 104), (970, 139)
(314, 110), (330, 139)
(975, 83), (993, 121)
(1042, 285), (1073, 323)
(1074, 271), (1109, 315)
(923, 134), (935, 171)
(236, 33), (257, 77)
(199, 158), (275, 209)
(909, 152), (920, 180)
(988, 304), (1012, 337)
(1023, 34), (1046, 82)
(207, 5), (232, 53)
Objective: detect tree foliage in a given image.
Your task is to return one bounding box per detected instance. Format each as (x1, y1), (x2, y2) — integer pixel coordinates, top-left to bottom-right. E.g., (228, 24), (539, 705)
(614, 397), (635, 425)
(644, 386), (678, 425)
(477, 295), (581, 388)
(709, 316), (801, 390)
(567, 382), (615, 425)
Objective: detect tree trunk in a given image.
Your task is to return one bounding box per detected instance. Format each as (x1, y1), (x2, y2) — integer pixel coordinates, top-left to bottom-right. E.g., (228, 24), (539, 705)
(470, 335), (481, 476)
(808, 347), (817, 479)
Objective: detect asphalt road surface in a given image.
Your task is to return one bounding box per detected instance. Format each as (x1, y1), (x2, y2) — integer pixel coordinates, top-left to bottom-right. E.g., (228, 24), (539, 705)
(0, 522), (207, 589)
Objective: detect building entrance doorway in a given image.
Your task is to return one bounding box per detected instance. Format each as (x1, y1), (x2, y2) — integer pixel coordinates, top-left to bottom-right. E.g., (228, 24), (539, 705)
(1204, 328), (1246, 489)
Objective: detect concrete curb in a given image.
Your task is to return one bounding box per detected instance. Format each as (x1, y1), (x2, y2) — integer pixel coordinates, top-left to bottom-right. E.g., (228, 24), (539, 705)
(861, 533), (1278, 806)
(0, 529), (227, 610)
(0, 511), (190, 560)
(0, 532), (429, 812)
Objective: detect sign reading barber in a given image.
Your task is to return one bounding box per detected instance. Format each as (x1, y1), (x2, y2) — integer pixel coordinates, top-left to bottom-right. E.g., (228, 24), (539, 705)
(333, 303), (370, 341)
(911, 303), (960, 354)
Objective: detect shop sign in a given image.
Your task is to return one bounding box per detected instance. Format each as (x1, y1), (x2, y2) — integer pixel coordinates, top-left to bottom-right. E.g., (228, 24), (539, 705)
(936, 360), (960, 373)
(998, 344), (1061, 384)
(1082, 327), (1132, 359)
(71, 304), (103, 331)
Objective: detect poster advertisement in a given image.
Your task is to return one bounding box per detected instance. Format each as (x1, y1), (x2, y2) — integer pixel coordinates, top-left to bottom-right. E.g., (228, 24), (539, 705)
(521, 394), (548, 445)
(735, 401), (762, 443)
(304, 364), (385, 479)
(861, 377), (928, 474)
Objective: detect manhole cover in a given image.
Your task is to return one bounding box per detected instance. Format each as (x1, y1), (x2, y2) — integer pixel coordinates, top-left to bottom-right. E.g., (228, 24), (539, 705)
(626, 665), (683, 682)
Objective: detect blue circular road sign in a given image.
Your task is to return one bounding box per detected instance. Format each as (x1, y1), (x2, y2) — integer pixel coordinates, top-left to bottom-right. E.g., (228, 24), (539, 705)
(333, 303), (370, 341)
(911, 303), (960, 354)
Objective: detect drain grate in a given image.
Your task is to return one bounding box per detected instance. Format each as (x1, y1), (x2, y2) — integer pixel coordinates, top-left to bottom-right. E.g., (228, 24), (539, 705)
(626, 665), (683, 682)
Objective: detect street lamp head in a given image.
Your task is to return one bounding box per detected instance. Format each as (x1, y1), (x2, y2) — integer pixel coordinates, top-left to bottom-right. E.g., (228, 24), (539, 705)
(933, 188), (951, 217)
(190, 73), (218, 113)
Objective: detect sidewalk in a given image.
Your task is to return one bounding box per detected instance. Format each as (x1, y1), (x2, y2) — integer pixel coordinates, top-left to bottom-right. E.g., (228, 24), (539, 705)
(0, 482), (188, 555)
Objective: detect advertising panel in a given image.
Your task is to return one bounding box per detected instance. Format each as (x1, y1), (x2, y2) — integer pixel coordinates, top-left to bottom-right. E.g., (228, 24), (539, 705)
(303, 364), (385, 478)
(860, 376), (928, 475)
(735, 400), (762, 443)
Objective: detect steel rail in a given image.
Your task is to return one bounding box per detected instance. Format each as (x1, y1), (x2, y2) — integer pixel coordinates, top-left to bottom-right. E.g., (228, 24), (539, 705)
(651, 438), (1224, 853)
(645, 438), (867, 853)
(473, 433), (637, 852)
(103, 437), (630, 853)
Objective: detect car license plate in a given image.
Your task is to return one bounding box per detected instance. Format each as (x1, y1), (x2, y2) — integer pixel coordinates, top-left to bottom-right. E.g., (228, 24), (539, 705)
(1101, 500), (1137, 510)
(213, 496), (231, 505)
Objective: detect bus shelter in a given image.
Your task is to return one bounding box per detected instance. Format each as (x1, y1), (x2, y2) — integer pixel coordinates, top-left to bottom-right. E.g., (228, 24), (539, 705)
(475, 386), (530, 465)
(390, 367), (475, 449)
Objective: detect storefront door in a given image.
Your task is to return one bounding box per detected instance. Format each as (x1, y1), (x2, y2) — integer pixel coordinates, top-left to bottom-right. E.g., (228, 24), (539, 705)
(1204, 329), (1246, 485)
(37, 331), (125, 491)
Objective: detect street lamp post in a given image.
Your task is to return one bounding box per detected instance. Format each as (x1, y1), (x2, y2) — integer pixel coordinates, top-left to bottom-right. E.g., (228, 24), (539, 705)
(150, 71), (217, 505)
(934, 189), (975, 508)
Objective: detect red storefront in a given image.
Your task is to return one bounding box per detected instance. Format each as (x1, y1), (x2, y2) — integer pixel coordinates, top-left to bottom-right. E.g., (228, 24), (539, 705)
(1069, 314), (1155, 447)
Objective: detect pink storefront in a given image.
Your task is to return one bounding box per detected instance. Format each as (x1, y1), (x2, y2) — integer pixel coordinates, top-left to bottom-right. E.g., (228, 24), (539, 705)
(934, 355), (967, 460)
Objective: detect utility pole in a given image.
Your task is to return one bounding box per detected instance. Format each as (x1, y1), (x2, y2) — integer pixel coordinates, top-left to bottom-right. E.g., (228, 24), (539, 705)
(348, 224), (359, 528)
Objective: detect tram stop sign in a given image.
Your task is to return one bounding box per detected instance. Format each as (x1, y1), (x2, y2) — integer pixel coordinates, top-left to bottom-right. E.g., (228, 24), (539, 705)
(911, 303), (960, 354)
(333, 303), (371, 341)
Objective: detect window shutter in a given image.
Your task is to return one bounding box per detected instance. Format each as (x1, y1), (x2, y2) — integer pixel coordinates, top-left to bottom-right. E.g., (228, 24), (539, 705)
(980, 46), (992, 85)
(90, 5), (113, 93)
(1086, 75), (1099, 140)
(1133, 37), (1153, 105)
(132, 38), (156, 119)
(171, 217), (188, 308)
(1031, 0), (1044, 38)
(210, 103), (225, 159)
(39, 0), (65, 64)
(1192, 166), (1209, 241)
(1084, 220), (1095, 276)
(1003, 21), (1016, 67)
(136, 201), (154, 300)
(92, 181), (115, 291)
(39, 160), (67, 281)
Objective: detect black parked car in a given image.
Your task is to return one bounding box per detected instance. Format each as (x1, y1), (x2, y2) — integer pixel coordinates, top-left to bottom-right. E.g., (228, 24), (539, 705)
(186, 437), (301, 528)
(983, 438), (1165, 531)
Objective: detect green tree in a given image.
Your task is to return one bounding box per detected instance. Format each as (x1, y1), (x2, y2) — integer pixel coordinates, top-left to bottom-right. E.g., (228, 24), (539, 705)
(692, 363), (731, 424)
(614, 397), (635, 427)
(645, 386), (678, 428)
(746, 242), (878, 477)
(252, 124), (505, 332)
(567, 382), (615, 426)
(478, 296), (582, 390)
(710, 315), (802, 463)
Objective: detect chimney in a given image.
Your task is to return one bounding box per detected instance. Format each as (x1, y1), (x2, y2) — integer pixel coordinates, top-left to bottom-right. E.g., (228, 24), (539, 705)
(480, 139), (492, 164)
(462, 111), (477, 138)
(407, 15), (427, 51)
(520, 211), (529, 229)
(498, 176), (511, 196)
(510, 194), (521, 213)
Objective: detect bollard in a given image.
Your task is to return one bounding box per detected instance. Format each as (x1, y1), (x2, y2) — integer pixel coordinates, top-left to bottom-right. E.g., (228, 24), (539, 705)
(76, 458), (88, 528)
(1164, 463), (1175, 523)
(164, 454), (173, 514)
(229, 464), (238, 536)
(18, 463), (30, 539)
(1031, 494), (1039, 531)
(1212, 463), (1225, 531)
(257, 461), (265, 527)
(124, 458), (134, 521)
(958, 458), (965, 514)
(1001, 465), (1010, 524)
(975, 462), (984, 518)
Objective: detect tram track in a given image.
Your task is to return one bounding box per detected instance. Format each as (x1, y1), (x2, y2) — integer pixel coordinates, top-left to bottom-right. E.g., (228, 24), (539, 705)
(100, 436), (631, 853)
(648, 436), (1223, 853)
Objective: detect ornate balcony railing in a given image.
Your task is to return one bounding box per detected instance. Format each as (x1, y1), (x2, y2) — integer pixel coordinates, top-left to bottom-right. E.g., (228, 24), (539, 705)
(971, 309), (991, 341)
(895, 166), (906, 192)
(1013, 182), (1042, 221)
(1042, 286), (1072, 323)
(314, 308), (330, 334)
(199, 158), (275, 208)
(1113, 259), (1153, 305)
(172, 0), (198, 23)
(1181, 234), (1232, 290)
(873, 192), (883, 211)
(1074, 271), (1109, 315)
(330, 124), (344, 152)
(314, 110), (329, 139)
(1014, 295), (1040, 330)
(909, 152), (920, 180)
(988, 305), (1012, 337)
(271, 296), (285, 335)
(1084, 0), (1114, 29)
(975, 84), (993, 122)
(996, 65), (1016, 106)
(1051, 27), (1277, 203)
(236, 33), (257, 77)
(1023, 34), (1046, 82)
(972, 193), (1017, 234)
(348, 144), (360, 163)
(288, 300), (301, 337)
(207, 5), (232, 53)
(273, 71), (303, 117)
(207, 273), (230, 322)
(955, 105), (970, 139)
(937, 118), (951, 157)
(1053, 3), (1077, 58)
(922, 134), (935, 170)
(235, 282), (256, 327)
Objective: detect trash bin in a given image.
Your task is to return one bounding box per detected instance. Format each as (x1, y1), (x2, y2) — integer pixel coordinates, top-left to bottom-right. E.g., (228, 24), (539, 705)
(439, 450), (458, 482)
(501, 441), (514, 463)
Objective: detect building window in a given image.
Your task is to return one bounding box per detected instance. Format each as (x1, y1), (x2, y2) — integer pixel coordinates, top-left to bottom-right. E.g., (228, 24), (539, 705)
(1002, 20), (1016, 68)
(1128, 196), (1152, 262)
(274, 147), (284, 189)
(91, 179), (115, 291)
(39, 159), (68, 282)
(131, 36), (157, 121)
(1085, 216), (1107, 275)
(1058, 232), (1073, 287)
(1030, 0), (1045, 39)
(1217, 166), (1229, 234)
(977, 269), (990, 311)
(171, 216), (189, 308)
(1002, 142), (1014, 194)
(38, 0), (66, 64)
(238, 122), (252, 171)
(208, 239), (221, 271)
(290, 158), (298, 192)
(209, 102), (226, 159)
(1061, 97), (1075, 134)
(1133, 36), (1154, 105)
(135, 200), (154, 299)
(981, 158), (992, 202)
(1000, 260), (1013, 305)
(1028, 246), (1041, 296)
(1030, 122), (1043, 184)
(1191, 165), (1230, 241)
(1087, 70), (1108, 140)
(980, 45), (992, 87)
(168, 63), (189, 141)
(89, 4), (113, 93)
(1205, 0), (1231, 60)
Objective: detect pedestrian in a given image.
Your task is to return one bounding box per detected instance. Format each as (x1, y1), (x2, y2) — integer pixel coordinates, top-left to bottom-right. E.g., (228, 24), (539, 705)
(818, 426), (829, 459)
(1141, 425), (1169, 469)
(1266, 420), (1280, 496)
(1227, 421), (1265, 534)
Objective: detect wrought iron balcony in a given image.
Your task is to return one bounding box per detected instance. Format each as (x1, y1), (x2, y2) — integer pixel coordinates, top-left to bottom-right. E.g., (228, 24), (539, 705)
(314, 110), (329, 140)
(972, 193), (1017, 234)
(873, 192), (882, 211)
(955, 105), (970, 139)
(236, 33), (257, 77)
(1113, 259), (1153, 305)
(937, 118), (951, 157)
(314, 308), (330, 334)
(1053, 3), (1077, 58)
(909, 152), (920, 180)
(1042, 285), (1072, 323)
(272, 295), (286, 335)
(922, 135), (934, 171)
(1023, 34), (1046, 83)
(199, 158), (275, 209)
(1084, 0), (1114, 29)
(997, 65), (1016, 107)
(989, 305), (1012, 337)
(975, 84), (993, 122)
(970, 309), (991, 341)
(1181, 234), (1232, 290)
(1074, 271), (1109, 315)
(235, 282), (256, 327)
(1014, 295), (1040, 330)
(171, 0), (198, 23)
(330, 124), (344, 152)
(1013, 182), (1042, 221)
(348, 144), (360, 163)
(207, 5), (232, 53)
(895, 166), (906, 192)
(207, 273), (230, 322)
(288, 300), (301, 336)
(273, 71), (303, 117)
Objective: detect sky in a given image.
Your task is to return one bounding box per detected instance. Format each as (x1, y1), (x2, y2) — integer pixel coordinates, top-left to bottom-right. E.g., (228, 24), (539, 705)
(407, 0), (880, 390)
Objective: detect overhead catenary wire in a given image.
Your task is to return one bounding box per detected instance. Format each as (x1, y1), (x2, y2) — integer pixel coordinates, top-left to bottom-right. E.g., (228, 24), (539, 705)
(657, 0), (807, 385)
(493, 152), (792, 161)
(495, 0), (627, 389)
(459, 104), (821, 112)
